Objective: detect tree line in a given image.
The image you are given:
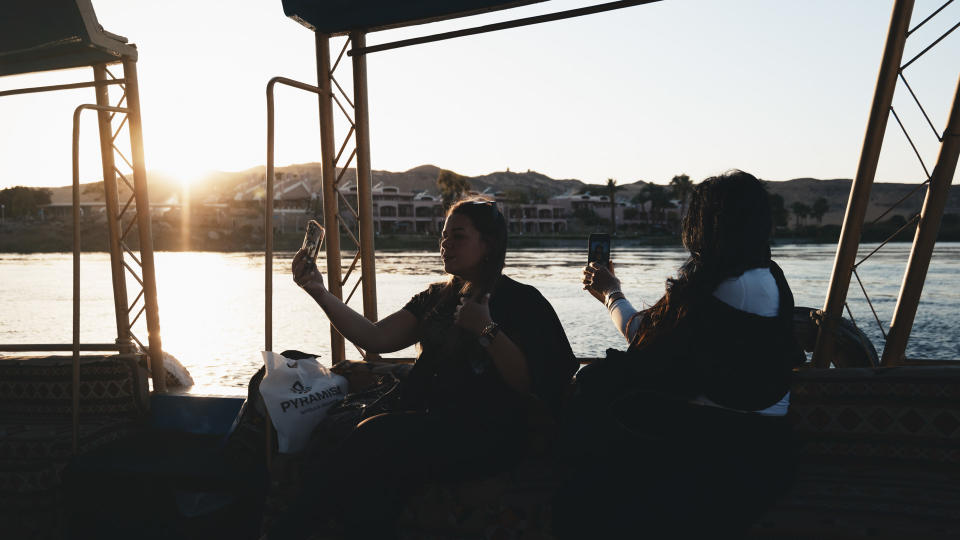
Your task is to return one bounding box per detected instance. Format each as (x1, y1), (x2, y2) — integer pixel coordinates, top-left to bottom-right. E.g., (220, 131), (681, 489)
(0, 186), (52, 220)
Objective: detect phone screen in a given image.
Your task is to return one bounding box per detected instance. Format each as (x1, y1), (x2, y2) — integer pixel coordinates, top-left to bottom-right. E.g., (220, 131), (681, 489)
(588, 233), (610, 264)
(302, 220), (325, 262)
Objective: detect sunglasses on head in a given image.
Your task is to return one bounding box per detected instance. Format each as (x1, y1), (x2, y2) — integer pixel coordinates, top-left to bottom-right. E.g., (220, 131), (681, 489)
(463, 199), (501, 217)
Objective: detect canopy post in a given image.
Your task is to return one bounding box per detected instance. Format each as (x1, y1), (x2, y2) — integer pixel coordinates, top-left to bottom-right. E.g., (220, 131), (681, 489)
(350, 31), (378, 322)
(93, 64), (134, 354)
(881, 74), (960, 365)
(316, 34), (346, 364)
(122, 57), (165, 391)
(812, 0), (915, 368)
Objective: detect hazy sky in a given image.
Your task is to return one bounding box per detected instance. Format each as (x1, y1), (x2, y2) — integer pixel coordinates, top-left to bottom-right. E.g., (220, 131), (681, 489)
(1, 0), (958, 190)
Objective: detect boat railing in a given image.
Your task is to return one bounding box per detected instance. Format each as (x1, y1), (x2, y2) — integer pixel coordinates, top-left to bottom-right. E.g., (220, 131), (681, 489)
(0, 0), (165, 454)
(813, 0), (960, 368)
(263, 35), (380, 366)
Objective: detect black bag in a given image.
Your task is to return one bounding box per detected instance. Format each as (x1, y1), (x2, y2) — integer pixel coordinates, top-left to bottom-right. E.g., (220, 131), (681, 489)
(559, 347), (698, 462)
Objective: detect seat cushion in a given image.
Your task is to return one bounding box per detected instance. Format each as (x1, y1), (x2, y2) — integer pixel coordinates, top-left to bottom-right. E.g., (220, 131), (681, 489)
(790, 366), (960, 466)
(0, 355), (149, 419)
(399, 459), (558, 539)
(0, 416), (140, 461)
(752, 462), (960, 539)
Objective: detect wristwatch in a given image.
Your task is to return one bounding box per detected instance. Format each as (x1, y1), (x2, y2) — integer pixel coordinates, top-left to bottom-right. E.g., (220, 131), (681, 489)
(477, 322), (500, 347)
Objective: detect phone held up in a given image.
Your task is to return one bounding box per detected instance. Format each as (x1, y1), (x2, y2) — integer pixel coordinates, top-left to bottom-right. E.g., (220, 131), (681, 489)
(587, 233), (611, 265)
(302, 220), (325, 264)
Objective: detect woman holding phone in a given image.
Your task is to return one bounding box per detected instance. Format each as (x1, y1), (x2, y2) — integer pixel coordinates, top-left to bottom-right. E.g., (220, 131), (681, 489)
(280, 197), (577, 539)
(555, 171), (804, 537)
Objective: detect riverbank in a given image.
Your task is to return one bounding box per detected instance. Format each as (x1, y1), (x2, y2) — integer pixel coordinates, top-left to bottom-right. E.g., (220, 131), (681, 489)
(3, 218), (960, 253)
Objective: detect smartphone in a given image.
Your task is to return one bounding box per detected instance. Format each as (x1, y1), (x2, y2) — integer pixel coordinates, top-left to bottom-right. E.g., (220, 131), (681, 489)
(587, 233), (611, 265)
(301, 220), (325, 263)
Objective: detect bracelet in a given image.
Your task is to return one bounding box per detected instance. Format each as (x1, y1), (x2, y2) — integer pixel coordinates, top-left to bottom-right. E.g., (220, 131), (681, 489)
(478, 322), (500, 347)
(605, 291), (626, 310)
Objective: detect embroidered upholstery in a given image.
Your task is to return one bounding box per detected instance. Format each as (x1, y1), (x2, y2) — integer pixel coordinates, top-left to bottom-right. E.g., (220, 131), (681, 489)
(399, 459), (558, 539)
(0, 355), (150, 539)
(752, 366), (960, 538)
(790, 367), (960, 465)
(0, 355), (148, 419)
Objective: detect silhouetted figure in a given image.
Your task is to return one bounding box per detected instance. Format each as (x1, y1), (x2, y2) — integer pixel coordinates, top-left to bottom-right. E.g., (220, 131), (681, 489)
(276, 197), (576, 539)
(556, 170), (804, 538)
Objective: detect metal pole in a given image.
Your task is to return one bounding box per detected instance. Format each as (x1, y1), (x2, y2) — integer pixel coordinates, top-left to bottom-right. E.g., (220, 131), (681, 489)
(348, 0), (662, 56)
(122, 58), (165, 392)
(265, 76), (323, 353)
(71, 106), (82, 455)
(0, 78), (125, 98)
(266, 85), (276, 353)
(881, 74), (960, 365)
(93, 65), (134, 354)
(812, 0), (914, 368)
(317, 34), (346, 364)
(70, 103), (129, 453)
(351, 31), (378, 322)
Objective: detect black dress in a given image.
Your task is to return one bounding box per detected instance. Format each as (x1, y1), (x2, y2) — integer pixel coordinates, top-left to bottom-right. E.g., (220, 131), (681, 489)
(333, 275), (577, 538)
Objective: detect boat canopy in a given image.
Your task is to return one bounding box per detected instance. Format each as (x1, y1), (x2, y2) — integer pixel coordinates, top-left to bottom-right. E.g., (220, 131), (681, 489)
(281, 0), (545, 35)
(0, 0), (137, 78)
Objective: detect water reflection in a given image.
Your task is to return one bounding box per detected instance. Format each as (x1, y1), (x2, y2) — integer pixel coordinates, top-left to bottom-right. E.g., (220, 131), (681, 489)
(1, 243), (958, 393)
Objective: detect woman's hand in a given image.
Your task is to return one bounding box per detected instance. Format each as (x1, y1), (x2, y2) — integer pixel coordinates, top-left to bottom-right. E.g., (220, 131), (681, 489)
(582, 261), (620, 304)
(292, 249), (326, 294)
(454, 292), (493, 336)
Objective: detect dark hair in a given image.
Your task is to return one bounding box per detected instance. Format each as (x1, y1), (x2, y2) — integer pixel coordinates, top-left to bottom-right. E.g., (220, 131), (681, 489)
(632, 170), (772, 347)
(444, 196), (508, 297)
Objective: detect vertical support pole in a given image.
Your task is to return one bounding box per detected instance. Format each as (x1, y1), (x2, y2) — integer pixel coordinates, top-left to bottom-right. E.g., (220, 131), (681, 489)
(266, 90), (275, 354)
(122, 58), (165, 391)
(812, 0), (914, 368)
(93, 65), (134, 353)
(881, 75), (960, 365)
(71, 107), (82, 455)
(350, 31), (378, 322)
(317, 34), (346, 364)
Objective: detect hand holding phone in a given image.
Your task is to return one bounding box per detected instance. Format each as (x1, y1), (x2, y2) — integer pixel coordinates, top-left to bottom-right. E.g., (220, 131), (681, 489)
(587, 233), (610, 265)
(302, 220), (325, 264)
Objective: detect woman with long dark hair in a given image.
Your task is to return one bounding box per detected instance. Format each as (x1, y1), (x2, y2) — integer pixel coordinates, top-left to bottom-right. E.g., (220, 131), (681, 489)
(556, 170), (804, 537)
(286, 196), (576, 538)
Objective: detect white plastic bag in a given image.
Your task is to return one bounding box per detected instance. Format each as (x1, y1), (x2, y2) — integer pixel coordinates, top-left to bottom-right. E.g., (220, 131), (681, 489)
(258, 351), (348, 454)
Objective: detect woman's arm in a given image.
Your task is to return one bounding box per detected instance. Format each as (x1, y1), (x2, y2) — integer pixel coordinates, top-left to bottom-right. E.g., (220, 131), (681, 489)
(608, 296), (642, 342)
(293, 249), (419, 353)
(455, 293), (530, 394)
(583, 261), (640, 344)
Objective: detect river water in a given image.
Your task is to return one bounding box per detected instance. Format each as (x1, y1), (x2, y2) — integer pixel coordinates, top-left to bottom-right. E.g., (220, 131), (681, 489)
(1, 243), (957, 394)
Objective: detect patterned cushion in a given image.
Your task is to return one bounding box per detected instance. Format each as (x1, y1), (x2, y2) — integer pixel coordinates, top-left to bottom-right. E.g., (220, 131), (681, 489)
(399, 459), (557, 539)
(790, 366), (960, 465)
(752, 463), (960, 539)
(749, 367), (960, 538)
(0, 355), (149, 539)
(0, 416), (139, 461)
(0, 355), (149, 419)
(0, 460), (65, 540)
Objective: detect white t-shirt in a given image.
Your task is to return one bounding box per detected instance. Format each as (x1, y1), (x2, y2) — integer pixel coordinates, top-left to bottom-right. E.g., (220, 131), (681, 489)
(607, 267), (790, 416)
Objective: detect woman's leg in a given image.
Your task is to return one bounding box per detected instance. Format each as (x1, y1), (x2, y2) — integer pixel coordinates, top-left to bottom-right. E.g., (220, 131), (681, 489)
(334, 410), (521, 539)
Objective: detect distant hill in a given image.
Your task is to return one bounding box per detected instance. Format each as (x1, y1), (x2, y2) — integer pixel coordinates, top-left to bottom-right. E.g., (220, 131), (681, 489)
(45, 165), (959, 226)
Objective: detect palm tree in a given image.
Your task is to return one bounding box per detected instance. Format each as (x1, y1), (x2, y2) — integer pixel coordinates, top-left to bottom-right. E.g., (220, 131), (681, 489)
(641, 183), (672, 229)
(811, 197), (829, 224)
(631, 190), (651, 226)
(437, 169), (471, 209)
(606, 178), (620, 235)
(669, 174), (694, 218)
(790, 201), (811, 228)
